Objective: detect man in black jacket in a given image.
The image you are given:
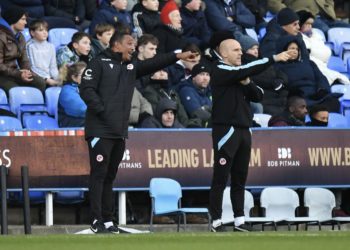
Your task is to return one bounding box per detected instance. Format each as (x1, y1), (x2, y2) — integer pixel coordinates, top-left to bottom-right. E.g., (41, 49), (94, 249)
(209, 32), (291, 232)
(80, 31), (198, 234)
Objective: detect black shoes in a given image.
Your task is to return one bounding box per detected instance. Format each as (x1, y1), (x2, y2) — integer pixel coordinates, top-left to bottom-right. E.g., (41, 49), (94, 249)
(90, 220), (111, 234)
(106, 224), (120, 234)
(211, 224), (227, 232)
(234, 223), (254, 232)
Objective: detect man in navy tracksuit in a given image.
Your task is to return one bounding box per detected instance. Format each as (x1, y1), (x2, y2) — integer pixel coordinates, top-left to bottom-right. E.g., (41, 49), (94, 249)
(80, 32), (198, 234)
(209, 32), (291, 232)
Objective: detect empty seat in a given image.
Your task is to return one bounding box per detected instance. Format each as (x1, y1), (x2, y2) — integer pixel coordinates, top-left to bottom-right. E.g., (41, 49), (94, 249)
(48, 28), (78, 50)
(312, 28), (326, 42)
(327, 28), (350, 56)
(260, 187), (319, 230)
(222, 187), (278, 230)
(9, 87), (47, 121)
(245, 28), (258, 41)
(258, 27), (266, 41)
(328, 113), (348, 128)
(149, 178), (211, 232)
(253, 114), (272, 127)
(0, 88), (10, 111)
(327, 56), (347, 73)
(45, 87), (62, 120)
(304, 187), (350, 230)
(21, 28), (31, 42)
(54, 191), (85, 204)
(22, 114), (59, 130)
(0, 116), (23, 131)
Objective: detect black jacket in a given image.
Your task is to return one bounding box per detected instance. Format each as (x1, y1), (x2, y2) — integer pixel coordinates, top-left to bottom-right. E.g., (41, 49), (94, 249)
(211, 57), (273, 128)
(132, 3), (161, 37)
(151, 25), (188, 54)
(80, 48), (178, 139)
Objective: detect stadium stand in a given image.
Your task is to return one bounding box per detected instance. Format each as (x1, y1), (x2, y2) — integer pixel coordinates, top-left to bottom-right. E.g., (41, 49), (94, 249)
(149, 178), (210, 232)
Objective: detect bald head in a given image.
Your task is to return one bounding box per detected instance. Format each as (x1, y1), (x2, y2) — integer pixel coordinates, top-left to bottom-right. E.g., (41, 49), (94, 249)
(218, 39), (242, 66)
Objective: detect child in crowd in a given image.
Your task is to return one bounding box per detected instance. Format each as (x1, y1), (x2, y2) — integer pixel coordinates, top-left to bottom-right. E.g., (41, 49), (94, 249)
(91, 23), (115, 58)
(26, 19), (61, 86)
(56, 32), (92, 69)
(58, 61), (87, 128)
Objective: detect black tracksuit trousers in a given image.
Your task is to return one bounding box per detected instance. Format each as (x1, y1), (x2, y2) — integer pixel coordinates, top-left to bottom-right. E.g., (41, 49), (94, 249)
(87, 137), (125, 222)
(209, 126), (251, 221)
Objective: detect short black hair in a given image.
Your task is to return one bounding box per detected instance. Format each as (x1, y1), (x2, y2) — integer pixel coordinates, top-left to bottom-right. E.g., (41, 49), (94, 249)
(71, 31), (91, 44)
(109, 32), (130, 48)
(309, 104), (328, 118)
(182, 43), (201, 54)
(287, 95), (305, 108)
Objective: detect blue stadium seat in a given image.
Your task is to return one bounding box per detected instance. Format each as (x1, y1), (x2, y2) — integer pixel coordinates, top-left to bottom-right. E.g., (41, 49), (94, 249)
(264, 11), (275, 22)
(9, 87), (47, 121)
(0, 116), (23, 131)
(327, 56), (347, 73)
(253, 114), (272, 127)
(21, 28), (31, 42)
(331, 84), (350, 101)
(149, 178), (210, 232)
(0, 88), (10, 111)
(327, 28), (350, 56)
(45, 87), (62, 121)
(23, 114), (59, 130)
(48, 28), (78, 50)
(9, 191), (46, 205)
(54, 191), (85, 204)
(312, 28), (326, 42)
(245, 28), (258, 41)
(328, 113), (348, 128)
(258, 27), (266, 41)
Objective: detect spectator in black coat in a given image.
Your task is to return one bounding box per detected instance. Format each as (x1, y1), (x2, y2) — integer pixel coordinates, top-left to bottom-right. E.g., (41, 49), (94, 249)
(132, 0), (162, 38)
(180, 0), (211, 50)
(151, 0), (187, 53)
(275, 35), (340, 112)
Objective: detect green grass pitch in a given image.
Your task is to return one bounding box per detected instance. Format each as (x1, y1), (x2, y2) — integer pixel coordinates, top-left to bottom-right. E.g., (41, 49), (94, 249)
(0, 231), (349, 250)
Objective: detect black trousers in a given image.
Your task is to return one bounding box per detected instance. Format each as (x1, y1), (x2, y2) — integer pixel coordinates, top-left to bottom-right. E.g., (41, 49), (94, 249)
(0, 75), (46, 94)
(209, 126), (251, 220)
(87, 137), (125, 222)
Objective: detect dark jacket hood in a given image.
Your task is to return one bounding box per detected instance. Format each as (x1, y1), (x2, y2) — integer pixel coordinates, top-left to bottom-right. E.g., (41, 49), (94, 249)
(155, 98), (177, 120)
(275, 35), (309, 62)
